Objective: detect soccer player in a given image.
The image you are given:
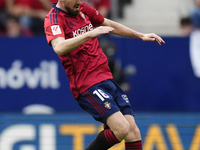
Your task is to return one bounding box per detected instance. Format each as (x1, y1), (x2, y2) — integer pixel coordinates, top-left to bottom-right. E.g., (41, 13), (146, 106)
(44, 0), (165, 150)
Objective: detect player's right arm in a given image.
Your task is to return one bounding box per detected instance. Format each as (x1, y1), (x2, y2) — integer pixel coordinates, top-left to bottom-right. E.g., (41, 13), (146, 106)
(50, 26), (114, 56)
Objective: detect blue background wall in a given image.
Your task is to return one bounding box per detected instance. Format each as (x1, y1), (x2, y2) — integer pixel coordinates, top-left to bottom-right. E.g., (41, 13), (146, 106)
(0, 36), (200, 112)
(111, 36), (200, 112)
(1, 36), (200, 150)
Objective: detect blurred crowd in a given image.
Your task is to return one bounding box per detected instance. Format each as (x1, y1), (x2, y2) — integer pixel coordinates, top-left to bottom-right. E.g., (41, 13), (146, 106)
(0, 0), (135, 37)
(180, 0), (200, 36)
(0, 0), (200, 37)
(0, 0), (58, 37)
(0, 0), (112, 37)
(82, 0), (111, 18)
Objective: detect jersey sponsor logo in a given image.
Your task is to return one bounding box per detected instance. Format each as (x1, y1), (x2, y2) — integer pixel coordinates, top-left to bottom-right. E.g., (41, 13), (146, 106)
(104, 102), (111, 109)
(72, 23), (94, 37)
(51, 25), (62, 35)
(122, 94), (129, 103)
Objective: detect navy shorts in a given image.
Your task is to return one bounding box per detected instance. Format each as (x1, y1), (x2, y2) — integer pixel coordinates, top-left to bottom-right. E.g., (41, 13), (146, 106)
(76, 79), (134, 124)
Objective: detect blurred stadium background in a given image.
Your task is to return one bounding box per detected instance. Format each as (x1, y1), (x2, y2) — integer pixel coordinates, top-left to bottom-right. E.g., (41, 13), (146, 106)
(0, 0), (200, 150)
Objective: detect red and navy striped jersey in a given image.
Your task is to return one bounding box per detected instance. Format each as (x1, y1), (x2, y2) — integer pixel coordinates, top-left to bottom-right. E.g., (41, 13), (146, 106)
(44, 2), (113, 99)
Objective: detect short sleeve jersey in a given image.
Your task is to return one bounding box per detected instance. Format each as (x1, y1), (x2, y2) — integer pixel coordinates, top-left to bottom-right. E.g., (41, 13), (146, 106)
(44, 2), (113, 99)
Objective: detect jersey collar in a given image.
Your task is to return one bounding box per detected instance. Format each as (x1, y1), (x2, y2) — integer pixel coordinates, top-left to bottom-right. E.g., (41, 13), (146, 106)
(52, 3), (81, 17)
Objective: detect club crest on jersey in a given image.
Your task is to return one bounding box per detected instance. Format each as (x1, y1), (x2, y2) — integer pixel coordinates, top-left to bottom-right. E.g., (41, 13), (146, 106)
(96, 10), (99, 15)
(104, 102), (111, 109)
(80, 11), (86, 20)
(51, 25), (62, 35)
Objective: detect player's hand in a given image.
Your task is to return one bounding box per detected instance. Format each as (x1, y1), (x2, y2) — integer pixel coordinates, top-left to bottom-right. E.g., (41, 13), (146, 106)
(141, 33), (165, 46)
(89, 26), (114, 38)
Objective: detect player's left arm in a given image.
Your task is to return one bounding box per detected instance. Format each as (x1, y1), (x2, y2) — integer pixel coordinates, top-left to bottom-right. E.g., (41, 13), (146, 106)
(101, 18), (165, 45)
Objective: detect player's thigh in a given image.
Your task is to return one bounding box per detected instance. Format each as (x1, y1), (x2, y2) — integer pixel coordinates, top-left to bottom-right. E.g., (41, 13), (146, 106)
(124, 114), (141, 135)
(124, 115), (137, 128)
(106, 111), (130, 133)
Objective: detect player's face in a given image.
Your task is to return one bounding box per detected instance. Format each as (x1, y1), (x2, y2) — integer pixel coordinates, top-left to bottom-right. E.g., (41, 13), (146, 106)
(195, 0), (200, 6)
(63, 0), (82, 16)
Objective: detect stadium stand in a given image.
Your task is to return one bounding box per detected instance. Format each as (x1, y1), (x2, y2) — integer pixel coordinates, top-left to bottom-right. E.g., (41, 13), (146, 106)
(112, 0), (194, 36)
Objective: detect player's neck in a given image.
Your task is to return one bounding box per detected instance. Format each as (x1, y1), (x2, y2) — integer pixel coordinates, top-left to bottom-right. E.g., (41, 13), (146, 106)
(56, 2), (68, 13)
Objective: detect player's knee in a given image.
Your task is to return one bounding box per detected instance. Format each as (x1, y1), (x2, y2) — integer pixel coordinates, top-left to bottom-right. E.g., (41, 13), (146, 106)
(117, 121), (130, 138)
(132, 126), (141, 137)
(135, 127), (141, 134)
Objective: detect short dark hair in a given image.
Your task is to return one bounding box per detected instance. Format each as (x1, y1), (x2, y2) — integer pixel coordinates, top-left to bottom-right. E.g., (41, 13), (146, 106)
(180, 17), (193, 26)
